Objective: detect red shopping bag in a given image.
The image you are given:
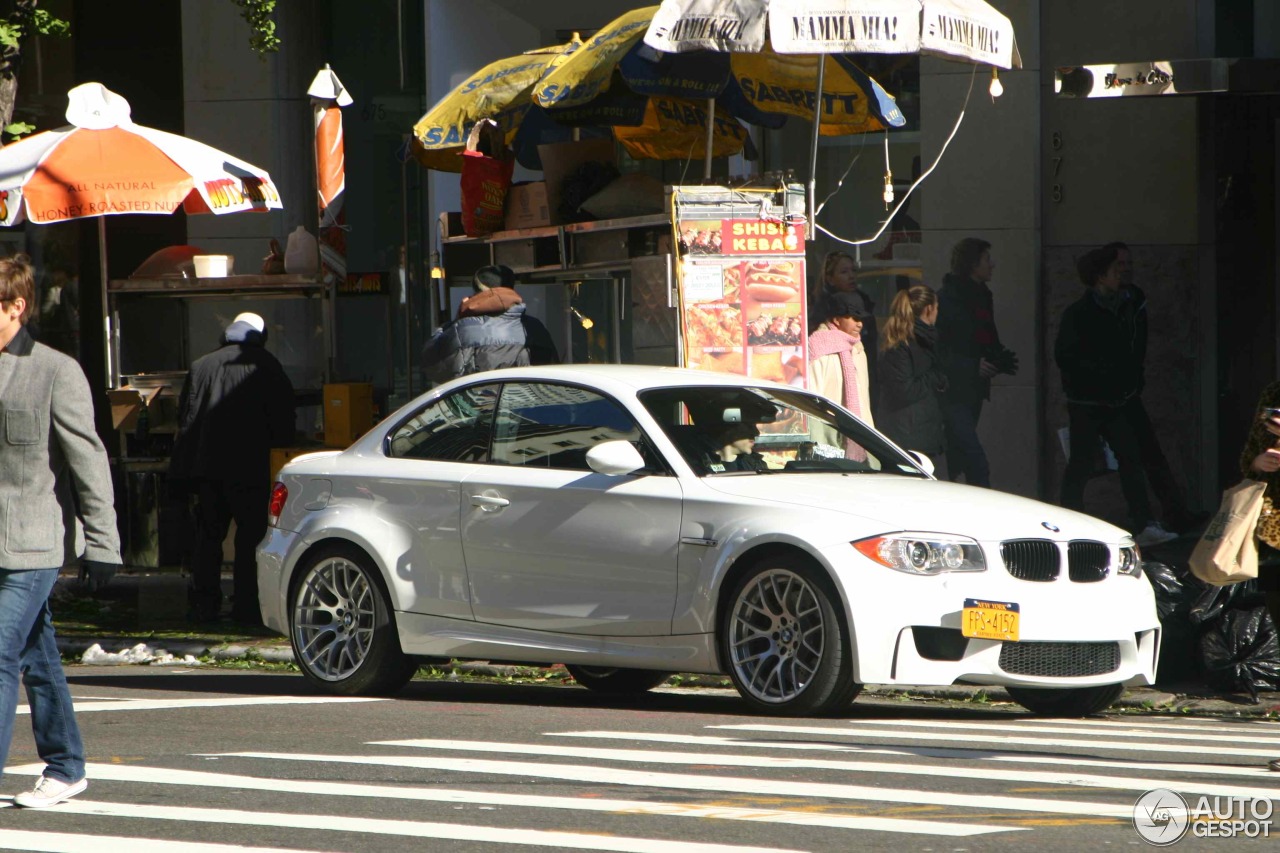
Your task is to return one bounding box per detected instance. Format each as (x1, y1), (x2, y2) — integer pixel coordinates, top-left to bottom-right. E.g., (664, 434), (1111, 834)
(460, 119), (514, 238)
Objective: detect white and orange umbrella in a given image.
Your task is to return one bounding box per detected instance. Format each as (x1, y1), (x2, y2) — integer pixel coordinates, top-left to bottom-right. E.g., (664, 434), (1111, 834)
(0, 82), (283, 387)
(0, 82), (281, 226)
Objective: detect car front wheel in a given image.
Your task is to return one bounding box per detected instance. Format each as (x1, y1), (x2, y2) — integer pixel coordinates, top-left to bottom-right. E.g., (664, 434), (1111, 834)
(564, 665), (672, 694)
(1005, 683), (1125, 717)
(290, 544), (418, 696)
(721, 558), (861, 715)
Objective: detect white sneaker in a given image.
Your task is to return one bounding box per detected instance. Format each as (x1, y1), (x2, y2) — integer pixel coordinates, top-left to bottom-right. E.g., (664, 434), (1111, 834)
(13, 775), (87, 808)
(1134, 522), (1178, 548)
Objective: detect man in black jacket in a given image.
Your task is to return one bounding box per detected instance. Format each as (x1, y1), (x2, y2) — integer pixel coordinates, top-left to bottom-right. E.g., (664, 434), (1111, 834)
(170, 312), (295, 624)
(1055, 246), (1178, 547)
(936, 238), (1017, 487)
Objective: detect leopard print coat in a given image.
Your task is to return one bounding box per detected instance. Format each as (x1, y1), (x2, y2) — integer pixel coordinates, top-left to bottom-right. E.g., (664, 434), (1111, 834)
(1242, 380), (1280, 548)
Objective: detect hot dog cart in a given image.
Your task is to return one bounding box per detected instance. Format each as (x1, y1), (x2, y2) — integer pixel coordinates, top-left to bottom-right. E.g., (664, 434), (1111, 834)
(437, 179), (809, 377)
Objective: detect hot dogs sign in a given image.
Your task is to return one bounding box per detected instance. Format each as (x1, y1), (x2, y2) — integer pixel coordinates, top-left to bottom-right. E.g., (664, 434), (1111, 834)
(677, 216), (808, 387)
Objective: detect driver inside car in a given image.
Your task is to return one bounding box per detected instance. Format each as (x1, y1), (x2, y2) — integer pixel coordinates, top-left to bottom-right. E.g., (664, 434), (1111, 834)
(705, 420), (768, 472)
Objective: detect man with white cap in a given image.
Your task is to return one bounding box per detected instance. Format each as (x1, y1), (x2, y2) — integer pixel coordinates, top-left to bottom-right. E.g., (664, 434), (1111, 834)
(170, 311), (294, 625)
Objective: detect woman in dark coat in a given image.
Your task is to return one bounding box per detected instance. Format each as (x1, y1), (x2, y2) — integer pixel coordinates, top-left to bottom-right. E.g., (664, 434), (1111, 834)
(877, 285), (947, 462)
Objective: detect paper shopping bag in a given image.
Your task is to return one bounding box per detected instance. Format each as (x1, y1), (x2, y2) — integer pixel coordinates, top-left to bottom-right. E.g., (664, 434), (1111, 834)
(460, 119), (513, 238)
(1189, 479), (1267, 585)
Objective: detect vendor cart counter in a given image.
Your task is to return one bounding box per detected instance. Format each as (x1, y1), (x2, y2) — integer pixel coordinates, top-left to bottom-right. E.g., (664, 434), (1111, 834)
(107, 274), (334, 391)
(440, 214), (678, 366)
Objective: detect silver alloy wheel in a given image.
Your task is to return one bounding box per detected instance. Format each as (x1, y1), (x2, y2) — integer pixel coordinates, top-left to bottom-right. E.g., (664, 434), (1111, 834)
(293, 556), (377, 682)
(728, 568), (825, 704)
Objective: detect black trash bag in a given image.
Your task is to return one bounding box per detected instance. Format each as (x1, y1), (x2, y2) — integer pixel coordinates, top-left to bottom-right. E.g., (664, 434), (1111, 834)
(1146, 561), (1202, 622)
(1188, 579), (1262, 627)
(558, 161), (620, 224)
(1146, 562), (1205, 685)
(1191, 581), (1280, 701)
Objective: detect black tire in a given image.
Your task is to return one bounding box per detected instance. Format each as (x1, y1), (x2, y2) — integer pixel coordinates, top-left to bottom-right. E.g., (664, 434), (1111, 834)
(289, 543), (418, 696)
(1006, 683), (1125, 717)
(720, 556), (862, 715)
(565, 665), (672, 694)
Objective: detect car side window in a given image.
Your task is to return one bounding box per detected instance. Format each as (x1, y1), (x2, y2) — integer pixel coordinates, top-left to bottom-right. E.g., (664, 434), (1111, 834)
(491, 382), (651, 471)
(386, 383), (499, 462)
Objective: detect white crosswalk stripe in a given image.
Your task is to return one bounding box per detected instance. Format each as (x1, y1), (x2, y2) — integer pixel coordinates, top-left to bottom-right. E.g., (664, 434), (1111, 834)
(6, 707), (1277, 850)
(712, 722), (1280, 758)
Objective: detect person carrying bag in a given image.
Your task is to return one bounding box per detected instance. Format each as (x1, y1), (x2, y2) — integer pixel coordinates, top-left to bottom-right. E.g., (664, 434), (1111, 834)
(1189, 479), (1265, 585)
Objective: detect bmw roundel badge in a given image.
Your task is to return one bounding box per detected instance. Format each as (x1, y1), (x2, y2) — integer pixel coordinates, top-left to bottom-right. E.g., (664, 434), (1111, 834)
(1042, 522), (1060, 532)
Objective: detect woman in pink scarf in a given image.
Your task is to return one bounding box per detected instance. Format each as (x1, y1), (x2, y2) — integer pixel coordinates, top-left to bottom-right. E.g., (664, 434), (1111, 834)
(809, 291), (874, 460)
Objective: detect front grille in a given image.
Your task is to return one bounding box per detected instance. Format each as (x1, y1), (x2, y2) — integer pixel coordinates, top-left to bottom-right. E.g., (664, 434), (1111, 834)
(1000, 539), (1060, 582)
(1068, 540), (1110, 582)
(998, 641), (1121, 677)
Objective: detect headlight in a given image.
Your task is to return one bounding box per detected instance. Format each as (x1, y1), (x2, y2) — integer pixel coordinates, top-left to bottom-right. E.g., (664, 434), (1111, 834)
(1118, 543), (1142, 577)
(853, 533), (986, 575)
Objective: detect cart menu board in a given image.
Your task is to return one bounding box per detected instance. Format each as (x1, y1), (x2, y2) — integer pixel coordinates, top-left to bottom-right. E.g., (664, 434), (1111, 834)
(676, 217), (807, 388)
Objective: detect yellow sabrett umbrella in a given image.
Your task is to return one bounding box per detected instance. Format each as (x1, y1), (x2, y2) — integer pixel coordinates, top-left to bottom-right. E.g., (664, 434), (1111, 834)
(412, 37), (582, 172)
(532, 5), (904, 178)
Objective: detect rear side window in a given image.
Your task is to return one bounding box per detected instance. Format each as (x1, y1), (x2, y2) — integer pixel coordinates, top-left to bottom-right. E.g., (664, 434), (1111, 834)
(386, 383), (499, 462)
(491, 382), (647, 470)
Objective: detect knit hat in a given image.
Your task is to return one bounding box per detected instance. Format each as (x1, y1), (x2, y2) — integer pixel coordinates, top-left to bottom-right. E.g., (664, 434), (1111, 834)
(473, 264), (515, 292)
(824, 291), (871, 321)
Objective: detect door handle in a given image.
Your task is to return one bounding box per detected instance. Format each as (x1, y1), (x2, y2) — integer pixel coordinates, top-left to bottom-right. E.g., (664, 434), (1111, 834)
(470, 494), (510, 510)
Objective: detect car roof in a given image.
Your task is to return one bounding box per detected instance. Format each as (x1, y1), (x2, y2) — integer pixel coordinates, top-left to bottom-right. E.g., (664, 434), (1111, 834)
(441, 364), (794, 394)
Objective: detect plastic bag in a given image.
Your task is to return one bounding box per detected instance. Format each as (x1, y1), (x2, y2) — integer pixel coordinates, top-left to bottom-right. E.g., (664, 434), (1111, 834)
(1198, 605), (1280, 701)
(1191, 580), (1280, 701)
(460, 119), (513, 237)
(1146, 562), (1205, 685)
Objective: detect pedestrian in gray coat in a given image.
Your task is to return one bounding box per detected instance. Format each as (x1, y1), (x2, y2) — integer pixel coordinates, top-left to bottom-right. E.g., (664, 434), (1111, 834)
(0, 254), (121, 809)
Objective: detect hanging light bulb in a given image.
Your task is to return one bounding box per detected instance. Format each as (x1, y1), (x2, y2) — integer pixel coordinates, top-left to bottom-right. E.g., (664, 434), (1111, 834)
(571, 308), (594, 330)
(989, 67), (1004, 99)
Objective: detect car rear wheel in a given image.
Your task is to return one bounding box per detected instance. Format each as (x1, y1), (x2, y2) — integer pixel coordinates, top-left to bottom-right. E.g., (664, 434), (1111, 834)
(721, 558), (861, 715)
(290, 544), (417, 696)
(1005, 683), (1125, 717)
(564, 665), (672, 694)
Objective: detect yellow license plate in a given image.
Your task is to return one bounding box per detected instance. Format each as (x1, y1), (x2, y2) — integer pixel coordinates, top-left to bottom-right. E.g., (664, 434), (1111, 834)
(961, 599), (1020, 641)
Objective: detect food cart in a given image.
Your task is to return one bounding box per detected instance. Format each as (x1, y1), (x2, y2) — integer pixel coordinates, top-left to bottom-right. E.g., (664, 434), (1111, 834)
(437, 178), (808, 374)
(105, 272), (335, 568)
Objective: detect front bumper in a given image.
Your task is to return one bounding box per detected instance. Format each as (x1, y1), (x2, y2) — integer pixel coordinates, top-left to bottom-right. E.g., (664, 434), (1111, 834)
(825, 544), (1161, 688)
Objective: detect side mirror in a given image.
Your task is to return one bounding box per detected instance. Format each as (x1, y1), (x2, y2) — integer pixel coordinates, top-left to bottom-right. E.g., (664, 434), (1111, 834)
(908, 450), (936, 477)
(586, 440), (646, 476)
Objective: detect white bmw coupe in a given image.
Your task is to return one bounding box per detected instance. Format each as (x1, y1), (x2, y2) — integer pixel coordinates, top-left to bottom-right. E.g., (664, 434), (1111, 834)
(257, 365), (1159, 716)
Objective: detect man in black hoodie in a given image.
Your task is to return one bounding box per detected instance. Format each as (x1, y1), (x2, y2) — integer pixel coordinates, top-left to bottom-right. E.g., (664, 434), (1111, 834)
(936, 238), (1017, 487)
(170, 312), (295, 624)
(1055, 246), (1177, 547)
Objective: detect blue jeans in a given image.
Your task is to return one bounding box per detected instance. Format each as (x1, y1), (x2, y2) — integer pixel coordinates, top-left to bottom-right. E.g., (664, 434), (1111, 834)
(0, 567), (85, 784)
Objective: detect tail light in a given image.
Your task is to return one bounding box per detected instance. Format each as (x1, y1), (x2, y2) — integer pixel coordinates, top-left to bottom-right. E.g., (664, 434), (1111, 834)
(268, 482), (288, 527)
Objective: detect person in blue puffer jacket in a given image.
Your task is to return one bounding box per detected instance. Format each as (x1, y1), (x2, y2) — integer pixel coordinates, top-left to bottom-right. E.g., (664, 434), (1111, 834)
(422, 265), (558, 384)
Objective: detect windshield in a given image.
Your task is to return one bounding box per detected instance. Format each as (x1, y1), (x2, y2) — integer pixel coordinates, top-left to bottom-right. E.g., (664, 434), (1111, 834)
(638, 385), (927, 477)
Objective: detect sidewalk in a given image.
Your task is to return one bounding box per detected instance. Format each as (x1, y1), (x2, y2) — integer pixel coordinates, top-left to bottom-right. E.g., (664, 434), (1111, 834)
(49, 563), (1280, 718)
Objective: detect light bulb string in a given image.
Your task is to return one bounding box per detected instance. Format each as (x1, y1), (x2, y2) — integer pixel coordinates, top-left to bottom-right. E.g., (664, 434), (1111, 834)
(817, 63), (978, 249)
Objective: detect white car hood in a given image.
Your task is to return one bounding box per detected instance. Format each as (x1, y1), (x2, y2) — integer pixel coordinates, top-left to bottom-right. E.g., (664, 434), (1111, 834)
(701, 474), (1128, 542)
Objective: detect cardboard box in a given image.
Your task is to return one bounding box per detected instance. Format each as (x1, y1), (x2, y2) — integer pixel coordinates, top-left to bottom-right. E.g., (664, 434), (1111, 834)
(537, 139), (618, 225)
(324, 382), (374, 448)
(503, 181), (551, 231)
(437, 211), (464, 239)
(108, 386), (163, 431)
